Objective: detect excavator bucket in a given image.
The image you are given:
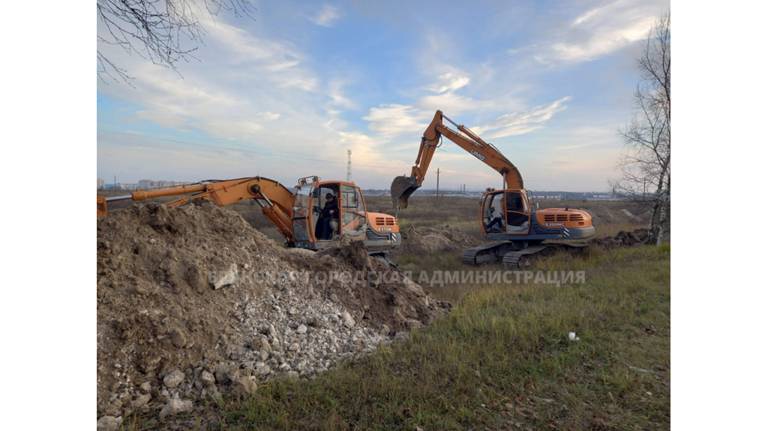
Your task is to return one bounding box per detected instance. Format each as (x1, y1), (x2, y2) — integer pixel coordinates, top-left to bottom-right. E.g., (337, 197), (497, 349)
(390, 175), (420, 209)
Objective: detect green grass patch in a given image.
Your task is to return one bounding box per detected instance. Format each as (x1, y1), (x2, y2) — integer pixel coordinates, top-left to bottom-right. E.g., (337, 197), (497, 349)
(202, 245), (669, 430)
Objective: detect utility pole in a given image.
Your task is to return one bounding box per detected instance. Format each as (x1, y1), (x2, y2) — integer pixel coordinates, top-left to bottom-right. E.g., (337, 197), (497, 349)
(436, 168), (440, 201)
(642, 178), (647, 199)
(346, 149), (352, 182)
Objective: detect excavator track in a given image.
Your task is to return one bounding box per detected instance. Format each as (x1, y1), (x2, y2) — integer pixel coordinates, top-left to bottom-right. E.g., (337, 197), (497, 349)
(462, 242), (518, 265)
(504, 242), (589, 268)
(501, 245), (549, 269)
(462, 241), (590, 267)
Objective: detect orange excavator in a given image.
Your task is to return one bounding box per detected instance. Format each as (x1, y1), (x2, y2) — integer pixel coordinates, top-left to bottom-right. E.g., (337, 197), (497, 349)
(391, 110), (595, 267)
(98, 176), (401, 254)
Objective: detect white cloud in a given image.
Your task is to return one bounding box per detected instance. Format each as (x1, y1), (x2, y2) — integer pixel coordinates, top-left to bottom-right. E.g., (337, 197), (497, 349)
(310, 5), (342, 27)
(428, 71), (470, 94)
(550, 17), (655, 62)
(473, 96), (571, 139)
(536, 0), (664, 64)
(416, 92), (485, 115)
(364, 94), (570, 147)
(327, 80), (356, 109)
(572, 7), (602, 27)
(200, 16), (318, 91)
(363, 104), (432, 137)
(97, 8), (336, 145)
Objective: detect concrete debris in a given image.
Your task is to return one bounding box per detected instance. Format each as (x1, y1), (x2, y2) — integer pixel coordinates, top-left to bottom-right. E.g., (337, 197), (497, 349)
(96, 416), (122, 431)
(209, 263), (239, 290)
(163, 369), (184, 388)
(159, 396), (194, 419)
(97, 203), (449, 423)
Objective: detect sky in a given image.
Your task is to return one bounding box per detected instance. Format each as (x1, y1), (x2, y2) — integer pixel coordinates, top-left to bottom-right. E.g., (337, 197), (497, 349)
(97, 0), (669, 192)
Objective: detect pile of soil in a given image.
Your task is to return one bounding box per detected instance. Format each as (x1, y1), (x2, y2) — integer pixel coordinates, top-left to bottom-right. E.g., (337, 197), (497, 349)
(590, 228), (651, 248)
(396, 224), (477, 255)
(97, 202), (448, 427)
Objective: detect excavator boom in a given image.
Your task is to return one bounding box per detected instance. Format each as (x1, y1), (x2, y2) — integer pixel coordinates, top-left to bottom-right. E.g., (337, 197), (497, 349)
(391, 110), (524, 208)
(98, 177), (296, 241)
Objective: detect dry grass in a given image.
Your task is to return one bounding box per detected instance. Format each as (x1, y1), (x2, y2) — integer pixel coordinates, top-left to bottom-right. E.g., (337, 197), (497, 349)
(204, 245), (669, 430)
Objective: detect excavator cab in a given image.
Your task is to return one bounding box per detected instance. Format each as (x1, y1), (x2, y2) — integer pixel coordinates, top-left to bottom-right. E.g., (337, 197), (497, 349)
(304, 180), (372, 246)
(290, 177), (399, 251)
(481, 190), (531, 235)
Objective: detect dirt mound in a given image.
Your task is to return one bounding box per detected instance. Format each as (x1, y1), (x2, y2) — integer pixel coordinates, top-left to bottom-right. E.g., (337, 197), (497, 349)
(590, 228), (650, 248)
(314, 240), (451, 330)
(97, 202), (447, 425)
(397, 224), (477, 255)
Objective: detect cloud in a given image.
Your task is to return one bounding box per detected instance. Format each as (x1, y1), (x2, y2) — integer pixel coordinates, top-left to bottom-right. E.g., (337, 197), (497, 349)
(97, 8), (334, 145)
(535, 0), (663, 64)
(200, 16), (318, 91)
(427, 71), (470, 94)
(310, 5), (342, 27)
(327, 80), (356, 109)
(473, 97), (571, 139)
(363, 104), (432, 137)
(416, 92), (487, 115)
(363, 94), (570, 149)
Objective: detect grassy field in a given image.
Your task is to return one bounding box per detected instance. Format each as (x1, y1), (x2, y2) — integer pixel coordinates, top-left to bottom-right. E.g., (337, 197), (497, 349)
(108, 193), (666, 430)
(201, 244), (669, 430)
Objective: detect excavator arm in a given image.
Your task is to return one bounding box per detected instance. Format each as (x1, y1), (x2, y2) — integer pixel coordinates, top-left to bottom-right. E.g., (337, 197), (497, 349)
(98, 176), (296, 242)
(391, 110), (524, 208)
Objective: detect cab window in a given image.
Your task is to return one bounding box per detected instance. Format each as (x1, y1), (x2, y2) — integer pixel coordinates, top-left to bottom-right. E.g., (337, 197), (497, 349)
(504, 191), (530, 230)
(341, 185), (366, 237)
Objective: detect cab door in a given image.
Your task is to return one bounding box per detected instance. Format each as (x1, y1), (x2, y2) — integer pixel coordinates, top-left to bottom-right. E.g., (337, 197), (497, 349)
(481, 191), (506, 234)
(503, 191), (531, 234)
(340, 184), (367, 240)
(291, 181), (313, 246)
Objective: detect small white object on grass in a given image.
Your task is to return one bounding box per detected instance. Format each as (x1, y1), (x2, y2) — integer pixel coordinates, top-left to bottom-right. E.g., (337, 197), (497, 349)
(568, 332), (580, 341)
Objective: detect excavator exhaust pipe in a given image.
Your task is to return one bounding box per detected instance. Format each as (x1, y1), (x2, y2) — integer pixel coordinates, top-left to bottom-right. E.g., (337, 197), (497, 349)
(390, 175), (420, 209)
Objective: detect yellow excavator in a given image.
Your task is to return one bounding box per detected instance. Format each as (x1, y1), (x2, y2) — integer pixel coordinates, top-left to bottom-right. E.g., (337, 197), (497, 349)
(391, 110), (595, 267)
(98, 176), (401, 254)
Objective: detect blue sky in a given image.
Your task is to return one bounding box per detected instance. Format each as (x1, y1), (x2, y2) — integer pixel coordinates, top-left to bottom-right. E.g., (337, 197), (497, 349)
(97, 0), (668, 191)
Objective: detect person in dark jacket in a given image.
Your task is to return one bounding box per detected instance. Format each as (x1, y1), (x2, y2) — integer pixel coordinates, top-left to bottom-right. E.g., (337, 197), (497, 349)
(315, 192), (338, 240)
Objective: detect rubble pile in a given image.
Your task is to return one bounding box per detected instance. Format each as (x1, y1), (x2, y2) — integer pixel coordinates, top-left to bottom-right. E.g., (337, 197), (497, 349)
(97, 203), (448, 426)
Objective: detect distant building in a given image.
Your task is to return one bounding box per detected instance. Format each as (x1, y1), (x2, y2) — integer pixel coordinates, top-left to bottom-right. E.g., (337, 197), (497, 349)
(97, 178), (105, 189)
(137, 179), (187, 189)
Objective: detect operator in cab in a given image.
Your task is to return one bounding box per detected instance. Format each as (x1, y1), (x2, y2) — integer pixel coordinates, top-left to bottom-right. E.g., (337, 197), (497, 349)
(315, 192), (339, 240)
(485, 206), (504, 232)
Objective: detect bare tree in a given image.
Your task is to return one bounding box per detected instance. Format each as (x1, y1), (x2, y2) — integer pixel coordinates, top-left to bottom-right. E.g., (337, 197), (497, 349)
(97, 0), (254, 83)
(614, 13), (671, 245)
